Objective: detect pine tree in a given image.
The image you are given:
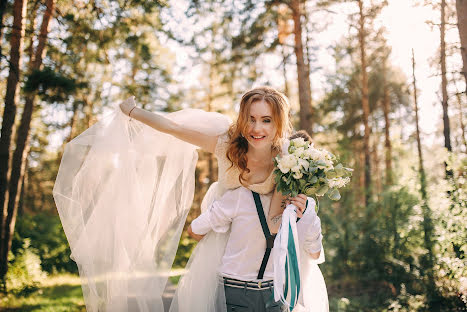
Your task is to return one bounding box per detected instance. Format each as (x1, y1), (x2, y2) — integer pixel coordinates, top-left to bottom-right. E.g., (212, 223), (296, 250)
(0, 0), (54, 285)
(0, 0), (28, 289)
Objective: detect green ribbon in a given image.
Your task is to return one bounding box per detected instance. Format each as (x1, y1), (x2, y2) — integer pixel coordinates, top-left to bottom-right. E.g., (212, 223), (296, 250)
(283, 222), (300, 310)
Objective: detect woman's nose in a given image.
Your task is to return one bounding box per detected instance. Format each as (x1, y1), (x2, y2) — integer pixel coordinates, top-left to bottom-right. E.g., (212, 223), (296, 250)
(251, 121), (262, 132)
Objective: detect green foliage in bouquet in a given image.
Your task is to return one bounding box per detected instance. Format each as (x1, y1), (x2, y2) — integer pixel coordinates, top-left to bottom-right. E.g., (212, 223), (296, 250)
(274, 137), (353, 200)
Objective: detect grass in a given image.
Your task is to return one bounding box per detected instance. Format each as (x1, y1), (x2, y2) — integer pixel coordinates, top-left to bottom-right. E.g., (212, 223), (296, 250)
(0, 270), (185, 312)
(0, 274), (85, 312)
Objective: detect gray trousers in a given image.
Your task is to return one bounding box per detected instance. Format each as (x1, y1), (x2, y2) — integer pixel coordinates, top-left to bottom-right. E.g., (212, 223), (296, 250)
(224, 283), (286, 312)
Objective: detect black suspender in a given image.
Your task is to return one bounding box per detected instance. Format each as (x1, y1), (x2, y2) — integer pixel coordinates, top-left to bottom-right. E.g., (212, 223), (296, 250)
(252, 191), (276, 280)
(252, 192), (308, 280)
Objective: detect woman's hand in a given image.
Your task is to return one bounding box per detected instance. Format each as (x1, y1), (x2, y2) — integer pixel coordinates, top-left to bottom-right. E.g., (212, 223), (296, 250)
(288, 194), (307, 218)
(187, 224), (205, 242)
(119, 96), (136, 116)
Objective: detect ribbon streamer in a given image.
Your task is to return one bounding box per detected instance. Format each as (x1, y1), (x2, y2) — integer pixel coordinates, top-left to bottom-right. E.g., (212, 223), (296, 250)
(273, 204), (301, 311)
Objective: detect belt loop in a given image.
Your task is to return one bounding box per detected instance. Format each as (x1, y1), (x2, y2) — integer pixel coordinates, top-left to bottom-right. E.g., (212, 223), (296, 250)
(244, 281), (248, 295)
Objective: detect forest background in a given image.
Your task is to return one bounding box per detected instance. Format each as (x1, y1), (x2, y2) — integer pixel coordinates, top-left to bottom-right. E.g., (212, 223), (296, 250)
(0, 0), (466, 311)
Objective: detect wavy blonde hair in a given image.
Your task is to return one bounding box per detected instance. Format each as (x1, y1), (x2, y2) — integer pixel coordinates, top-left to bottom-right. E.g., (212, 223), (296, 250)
(226, 86), (292, 184)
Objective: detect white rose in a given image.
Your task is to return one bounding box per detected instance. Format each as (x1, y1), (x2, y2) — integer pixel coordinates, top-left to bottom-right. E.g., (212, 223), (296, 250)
(293, 147), (305, 158)
(302, 148), (312, 159)
(309, 149), (322, 162)
(291, 137), (306, 148)
(282, 154), (297, 169)
(318, 150), (327, 162)
(278, 162), (290, 173)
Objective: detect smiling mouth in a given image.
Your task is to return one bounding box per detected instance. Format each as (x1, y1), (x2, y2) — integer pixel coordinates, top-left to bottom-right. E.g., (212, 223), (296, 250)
(251, 135), (266, 140)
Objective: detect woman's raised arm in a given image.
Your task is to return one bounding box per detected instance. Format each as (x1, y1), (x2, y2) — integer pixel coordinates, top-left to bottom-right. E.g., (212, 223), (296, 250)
(120, 98), (219, 153)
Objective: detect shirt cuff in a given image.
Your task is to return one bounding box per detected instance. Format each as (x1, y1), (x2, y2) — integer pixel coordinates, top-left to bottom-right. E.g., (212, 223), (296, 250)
(191, 212), (212, 235)
(304, 233), (323, 254)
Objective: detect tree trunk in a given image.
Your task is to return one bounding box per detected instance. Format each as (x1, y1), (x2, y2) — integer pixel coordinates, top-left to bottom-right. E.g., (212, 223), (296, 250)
(290, 0), (313, 136)
(18, 157), (27, 215)
(0, 0), (54, 285)
(371, 126), (381, 197)
(456, 0), (467, 96)
(441, 0), (452, 155)
(358, 0), (371, 206)
(0, 0), (28, 286)
(412, 48), (437, 305)
(277, 6), (290, 98)
(382, 57), (393, 185)
(207, 64), (214, 185)
(303, 1), (313, 80)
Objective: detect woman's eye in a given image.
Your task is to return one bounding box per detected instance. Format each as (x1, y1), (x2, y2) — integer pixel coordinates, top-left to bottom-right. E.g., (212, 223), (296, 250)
(263, 119), (271, 123)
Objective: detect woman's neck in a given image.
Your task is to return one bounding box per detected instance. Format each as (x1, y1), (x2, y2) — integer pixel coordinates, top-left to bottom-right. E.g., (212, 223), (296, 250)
(247, 145), (273, 163)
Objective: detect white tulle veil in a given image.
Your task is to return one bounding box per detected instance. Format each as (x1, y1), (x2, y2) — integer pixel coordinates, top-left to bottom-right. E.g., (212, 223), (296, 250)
(54, 102), (231, 311)
(54, 100), (328, 312)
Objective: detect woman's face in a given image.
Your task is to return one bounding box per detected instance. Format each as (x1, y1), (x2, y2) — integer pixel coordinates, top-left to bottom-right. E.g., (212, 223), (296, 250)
(245, 100), (277, 150)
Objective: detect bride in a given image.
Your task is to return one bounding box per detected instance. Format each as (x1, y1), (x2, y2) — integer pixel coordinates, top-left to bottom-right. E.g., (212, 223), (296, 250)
(54, 86), (328, 311)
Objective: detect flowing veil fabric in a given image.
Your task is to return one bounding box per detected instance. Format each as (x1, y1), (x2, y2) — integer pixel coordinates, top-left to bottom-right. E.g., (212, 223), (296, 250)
(53, 101), (231, 312)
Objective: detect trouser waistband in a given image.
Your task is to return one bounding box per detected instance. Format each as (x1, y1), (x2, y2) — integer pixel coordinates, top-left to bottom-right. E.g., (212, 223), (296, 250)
(222, 277), (274, 290)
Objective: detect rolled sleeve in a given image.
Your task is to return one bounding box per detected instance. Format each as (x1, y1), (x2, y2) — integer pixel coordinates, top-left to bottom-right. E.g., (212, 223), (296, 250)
(190, 188), (239, 235)
(191, 212), (212, 235)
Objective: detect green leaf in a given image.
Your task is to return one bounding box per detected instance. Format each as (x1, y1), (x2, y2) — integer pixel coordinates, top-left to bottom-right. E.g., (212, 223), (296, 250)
(299, 179), (307, 188)
(309, 166), (318, 174)
(309, 176), (318, 184)
(328, 188), (341, 201)
(304, 187), (317, 196)
(326, 170), (337, 179)
(335, 163), (345, 177)
(316, 185), (329, 196)
(316, 160), (326, 167)
(274, 173), (281, 184)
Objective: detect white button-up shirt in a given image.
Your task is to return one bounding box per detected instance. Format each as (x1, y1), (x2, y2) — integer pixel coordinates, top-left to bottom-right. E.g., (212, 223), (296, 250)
(191, 187), (274, 281)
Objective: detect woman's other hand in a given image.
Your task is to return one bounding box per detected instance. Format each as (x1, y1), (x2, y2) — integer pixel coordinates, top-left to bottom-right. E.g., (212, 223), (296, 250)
(119, 96), (136, 116)
(289, 194), (307, 218)
(187, 224), (205, 242)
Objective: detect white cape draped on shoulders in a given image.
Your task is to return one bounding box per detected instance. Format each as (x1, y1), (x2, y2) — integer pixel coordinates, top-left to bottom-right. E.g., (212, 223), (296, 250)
(53, 101), (230, 312)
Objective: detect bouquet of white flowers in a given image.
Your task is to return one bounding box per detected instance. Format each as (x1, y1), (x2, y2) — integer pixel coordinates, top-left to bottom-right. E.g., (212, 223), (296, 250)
(274, 137), (353, 202)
